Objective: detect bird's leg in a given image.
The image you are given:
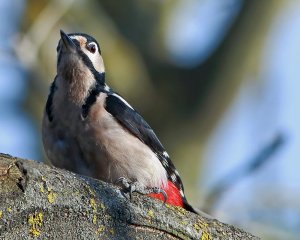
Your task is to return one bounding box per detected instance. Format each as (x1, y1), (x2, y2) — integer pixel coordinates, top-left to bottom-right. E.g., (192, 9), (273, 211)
(115, 177), (167, 203)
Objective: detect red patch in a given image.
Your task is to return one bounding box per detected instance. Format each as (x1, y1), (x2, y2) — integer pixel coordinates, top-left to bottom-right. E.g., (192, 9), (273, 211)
(148, 181), (184, 207)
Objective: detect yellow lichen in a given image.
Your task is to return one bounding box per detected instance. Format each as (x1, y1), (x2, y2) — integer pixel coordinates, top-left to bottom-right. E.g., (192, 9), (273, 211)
(90, 198), (97, 224)
(47, 190), (57, 204)
(194, 219), (211, 240)
(181, 220), (188, 226)
(147, 210), (154, 218)
(95, 225), (105, 234)
(40, 185), (45, 193)
(28, 212), (43, 237)
(93, 215), (97, 224)
(90, 198), (96, 210)
(201, 231), (211, 240)
(194, 220), (208, 231)
(7, 207), (12, 213)
(109, 228), (115, 235)
(165, 203), (173, 209)
(202, 222), (208, 228)
(173, 206), (187, 215)
(0, 211), (2, 218)
(100, 203), (105, 210)
(165, 204), (186, 216)
(85, 185), (96, 197)
(40, 182), (57, 204)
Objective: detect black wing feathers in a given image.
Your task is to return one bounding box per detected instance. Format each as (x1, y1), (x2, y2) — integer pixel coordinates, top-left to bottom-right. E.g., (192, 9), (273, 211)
(105, 94), (165, 155)
(105, 94), (186, 192)
(101, 93), (197, 213)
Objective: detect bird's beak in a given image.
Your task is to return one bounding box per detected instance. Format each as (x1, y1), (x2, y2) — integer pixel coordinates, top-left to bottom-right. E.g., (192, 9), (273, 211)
(60, 30), (76, 52)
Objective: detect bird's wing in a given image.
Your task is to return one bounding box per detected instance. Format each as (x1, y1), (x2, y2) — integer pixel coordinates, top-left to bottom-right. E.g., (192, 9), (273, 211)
(104, 92), (198, 213)
(105, 93), (165, 155)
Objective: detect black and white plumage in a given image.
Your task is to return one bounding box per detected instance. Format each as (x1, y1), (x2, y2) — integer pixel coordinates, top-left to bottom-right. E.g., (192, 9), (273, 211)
(42, 30), (195, 212)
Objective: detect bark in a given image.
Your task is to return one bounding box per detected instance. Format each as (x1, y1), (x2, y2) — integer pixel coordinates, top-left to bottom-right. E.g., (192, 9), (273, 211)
(0, 154), (259, 240)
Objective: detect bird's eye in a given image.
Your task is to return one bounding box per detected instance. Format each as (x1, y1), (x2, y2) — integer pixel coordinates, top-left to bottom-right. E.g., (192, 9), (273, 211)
(87, 43), (96, 54)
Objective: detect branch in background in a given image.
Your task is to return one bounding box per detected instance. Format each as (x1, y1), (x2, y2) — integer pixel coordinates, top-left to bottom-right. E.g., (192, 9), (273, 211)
(15, 0), (74, 68)
(204, 133), (286, 213)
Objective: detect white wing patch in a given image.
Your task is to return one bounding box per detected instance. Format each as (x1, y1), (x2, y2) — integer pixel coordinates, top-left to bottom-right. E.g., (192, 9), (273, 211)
(162, 158), (169, 167)
(111, 93), (134, 110)
(163, 151), (169, 158)
(170, 173), (177, 182)
(180, 189), (184, 197)
(104, 84), (110, 92)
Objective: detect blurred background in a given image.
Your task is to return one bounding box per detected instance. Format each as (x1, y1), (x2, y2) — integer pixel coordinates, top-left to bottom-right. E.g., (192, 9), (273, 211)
(0, 0), (299, 238)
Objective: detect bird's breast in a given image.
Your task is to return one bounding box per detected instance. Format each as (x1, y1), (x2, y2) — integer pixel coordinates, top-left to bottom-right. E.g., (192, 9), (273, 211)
(78, 93), (168, 188)
(44, 91), (167, 188)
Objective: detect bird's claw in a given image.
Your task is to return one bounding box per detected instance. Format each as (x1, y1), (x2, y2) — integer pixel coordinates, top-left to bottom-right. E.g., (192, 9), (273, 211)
(115, 177), (167, 203)
(154, 188), (167, 204)
(115, 177), (132, 199)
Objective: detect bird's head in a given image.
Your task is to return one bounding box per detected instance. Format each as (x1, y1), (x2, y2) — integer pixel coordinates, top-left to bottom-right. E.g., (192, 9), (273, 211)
(57, 30), (105, 84)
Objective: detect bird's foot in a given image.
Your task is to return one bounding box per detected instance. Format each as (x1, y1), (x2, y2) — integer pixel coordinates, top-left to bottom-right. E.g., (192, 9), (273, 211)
(115, 177), (167, 203)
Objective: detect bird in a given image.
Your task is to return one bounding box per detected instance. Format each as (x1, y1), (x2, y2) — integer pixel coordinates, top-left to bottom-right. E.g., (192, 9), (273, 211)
(42, 30), (196, 213)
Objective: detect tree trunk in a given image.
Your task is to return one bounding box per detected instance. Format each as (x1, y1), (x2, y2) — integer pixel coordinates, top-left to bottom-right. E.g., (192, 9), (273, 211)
(0, 153), (259, 239)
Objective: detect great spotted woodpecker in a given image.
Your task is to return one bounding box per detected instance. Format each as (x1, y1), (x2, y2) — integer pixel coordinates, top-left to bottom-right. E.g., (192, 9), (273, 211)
(42, 30), (196, 213)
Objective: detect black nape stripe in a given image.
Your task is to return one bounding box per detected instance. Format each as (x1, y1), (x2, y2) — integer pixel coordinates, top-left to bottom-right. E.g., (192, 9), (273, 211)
(77, 48), (105, 85)
(46, 78), (57, 122)
(81, 73), (106, 119)
(62, 33), (104, 85)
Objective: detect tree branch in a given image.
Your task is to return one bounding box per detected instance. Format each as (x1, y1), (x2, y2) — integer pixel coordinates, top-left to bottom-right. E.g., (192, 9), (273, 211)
(0, 153), (259, 239)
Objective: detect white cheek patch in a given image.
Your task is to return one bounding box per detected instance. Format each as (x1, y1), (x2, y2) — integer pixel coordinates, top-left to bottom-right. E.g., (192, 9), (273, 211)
(69, 36), (105, 73)
(82, 47), (105, 73)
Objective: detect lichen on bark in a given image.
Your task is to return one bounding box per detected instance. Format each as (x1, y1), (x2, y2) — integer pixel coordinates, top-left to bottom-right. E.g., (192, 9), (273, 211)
(0, 153), (259, 239)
